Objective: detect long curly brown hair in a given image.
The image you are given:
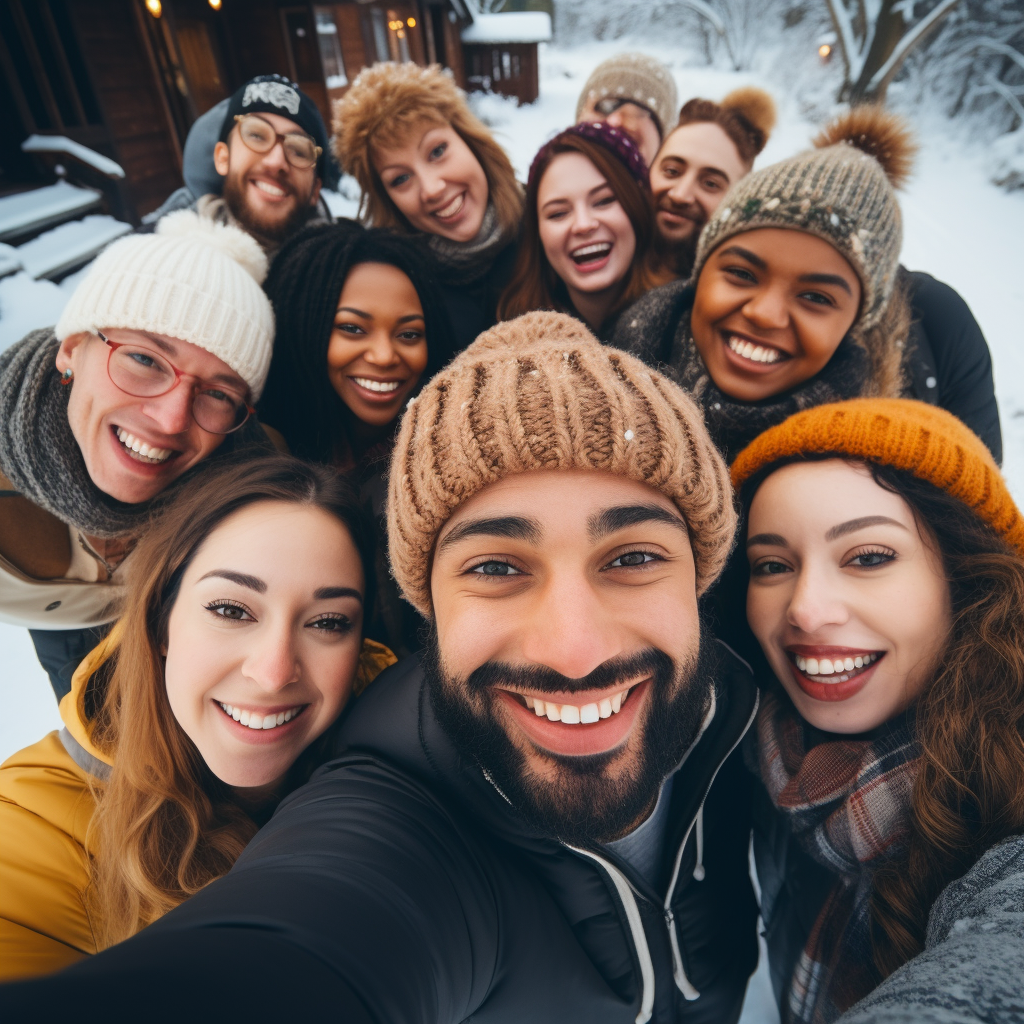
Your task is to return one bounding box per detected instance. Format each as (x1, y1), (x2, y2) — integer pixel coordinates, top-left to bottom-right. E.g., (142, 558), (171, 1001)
(865, 464), (1024, 976)
(86, 455), (374, 948)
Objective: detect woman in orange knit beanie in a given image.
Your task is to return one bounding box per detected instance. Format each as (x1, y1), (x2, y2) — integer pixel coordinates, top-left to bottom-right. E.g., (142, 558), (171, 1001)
(729, 398), (1024, 1023)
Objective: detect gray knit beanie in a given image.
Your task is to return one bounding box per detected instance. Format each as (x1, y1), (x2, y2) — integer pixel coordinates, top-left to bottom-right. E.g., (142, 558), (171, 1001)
(575, 52), (678, 138)
(691, 108), (916, 330)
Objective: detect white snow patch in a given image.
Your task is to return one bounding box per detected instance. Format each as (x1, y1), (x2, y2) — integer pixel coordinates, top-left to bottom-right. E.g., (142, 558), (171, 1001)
(462, 12), (552, 44)
(21, 135), (125, 179)
(17, 214), (131, 281)
(0, 623), (62, 765)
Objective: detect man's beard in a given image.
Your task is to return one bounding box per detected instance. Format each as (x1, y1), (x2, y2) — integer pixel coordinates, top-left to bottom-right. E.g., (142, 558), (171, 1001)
(654, 204), (704, 278)
(422, 628), (713, 848)
(222, 173), (315, 245)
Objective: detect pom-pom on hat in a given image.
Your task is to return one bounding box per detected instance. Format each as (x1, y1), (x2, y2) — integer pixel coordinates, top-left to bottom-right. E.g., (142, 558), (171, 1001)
(527, 121), (650, 191)
(691, 107), (917, 331)
(575, 52), (678, 138)
(387, 311), (737, 617)
(731, 398), (1024, 556)
(55, 211), (275, 399)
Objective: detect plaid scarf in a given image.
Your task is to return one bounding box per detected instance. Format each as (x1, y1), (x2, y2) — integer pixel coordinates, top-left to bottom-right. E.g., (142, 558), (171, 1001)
(757, 688), (919, 1023)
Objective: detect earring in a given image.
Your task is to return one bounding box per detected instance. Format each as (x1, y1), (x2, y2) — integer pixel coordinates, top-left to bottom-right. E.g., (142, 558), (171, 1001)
(60, 368), (74, 385)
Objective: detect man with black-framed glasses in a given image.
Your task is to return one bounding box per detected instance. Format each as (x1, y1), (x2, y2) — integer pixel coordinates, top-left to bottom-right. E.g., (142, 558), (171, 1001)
(146, 75), (336, 258)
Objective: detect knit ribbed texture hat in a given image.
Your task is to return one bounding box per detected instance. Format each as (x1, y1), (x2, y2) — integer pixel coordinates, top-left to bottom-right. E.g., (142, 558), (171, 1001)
(731, 398), (1024, 556)
(575, 52), (678, 137)
(528, 121), (650, 190)
(387, 311), (736, 616)
(691, 108), (916, 331)
(55, 211), (275, 399)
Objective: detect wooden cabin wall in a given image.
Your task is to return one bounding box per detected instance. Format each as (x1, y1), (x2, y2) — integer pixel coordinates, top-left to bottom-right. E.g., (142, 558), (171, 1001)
(67, 0), (183, 218)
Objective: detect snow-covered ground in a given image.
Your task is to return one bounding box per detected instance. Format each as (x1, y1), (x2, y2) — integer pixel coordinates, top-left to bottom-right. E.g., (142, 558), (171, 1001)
(0, 34), (1019, 1021)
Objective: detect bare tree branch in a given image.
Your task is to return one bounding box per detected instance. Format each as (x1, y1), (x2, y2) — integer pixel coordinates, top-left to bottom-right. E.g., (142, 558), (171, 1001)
(867, 0), (963, 93)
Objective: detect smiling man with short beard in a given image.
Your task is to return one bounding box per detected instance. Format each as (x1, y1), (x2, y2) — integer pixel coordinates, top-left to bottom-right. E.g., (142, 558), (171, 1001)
(1, 313), (760, 1024)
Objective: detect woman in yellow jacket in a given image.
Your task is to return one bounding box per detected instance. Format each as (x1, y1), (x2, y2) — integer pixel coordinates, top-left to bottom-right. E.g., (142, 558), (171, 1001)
(0, 455), (395, 979)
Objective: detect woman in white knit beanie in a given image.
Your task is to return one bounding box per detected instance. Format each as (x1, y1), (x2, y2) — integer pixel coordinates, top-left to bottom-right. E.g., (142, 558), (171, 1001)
(0, 210), (275, 700)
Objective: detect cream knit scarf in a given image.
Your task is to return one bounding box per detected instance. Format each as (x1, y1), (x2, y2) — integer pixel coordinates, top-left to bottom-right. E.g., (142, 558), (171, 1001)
(427, 203), (511, 285)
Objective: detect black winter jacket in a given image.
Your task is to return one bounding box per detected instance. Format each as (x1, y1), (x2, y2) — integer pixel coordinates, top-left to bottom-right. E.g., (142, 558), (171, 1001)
(0, 646), (760, 1024)
(902, 269), (1001, 463)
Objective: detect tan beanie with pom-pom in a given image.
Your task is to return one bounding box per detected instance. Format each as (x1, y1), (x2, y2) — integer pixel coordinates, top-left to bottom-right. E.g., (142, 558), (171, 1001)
(55, 210), (275, 398)
(691, 106), (916, 330)
(387, 311), (736, 617)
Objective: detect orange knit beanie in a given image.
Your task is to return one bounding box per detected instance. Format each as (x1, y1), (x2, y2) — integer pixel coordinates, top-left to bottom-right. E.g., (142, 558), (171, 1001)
(731, 398), (1024, 556)
(387, 311), (737, 617)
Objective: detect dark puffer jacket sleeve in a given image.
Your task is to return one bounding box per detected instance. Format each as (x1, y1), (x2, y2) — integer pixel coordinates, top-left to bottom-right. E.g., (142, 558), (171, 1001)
(903, 271), (1002, 464)
(0, 755), (502, 1022)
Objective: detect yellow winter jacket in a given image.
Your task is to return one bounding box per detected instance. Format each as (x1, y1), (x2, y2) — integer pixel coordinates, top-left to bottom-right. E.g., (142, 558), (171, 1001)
(0, 629), (395, 981)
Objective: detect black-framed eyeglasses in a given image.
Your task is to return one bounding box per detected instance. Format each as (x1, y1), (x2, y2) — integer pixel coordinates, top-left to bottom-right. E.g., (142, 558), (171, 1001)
(99, 332), (253, 435)
(594, 97), (656, 125)
(233, 113), (322, 170)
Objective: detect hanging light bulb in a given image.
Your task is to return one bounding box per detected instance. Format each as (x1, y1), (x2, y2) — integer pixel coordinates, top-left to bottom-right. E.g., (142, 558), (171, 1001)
(209, 0), (222, 9)
(407, 17), (416, 27)
(818, 43), (832, 59)
(145, 0), (162, 17)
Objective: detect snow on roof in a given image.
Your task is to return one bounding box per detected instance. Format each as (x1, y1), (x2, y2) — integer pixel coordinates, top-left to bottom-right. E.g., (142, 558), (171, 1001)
(21, 135), (125, 179)
(462, 12), (552, 44)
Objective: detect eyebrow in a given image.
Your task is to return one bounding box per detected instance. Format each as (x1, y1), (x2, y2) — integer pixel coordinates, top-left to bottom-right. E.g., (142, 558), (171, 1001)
(437, 515), (542, 552)
(661, 155), (729, 179)
(134, 333), (245, 390)
(718, 245), (766, 270)
(588, 503), (689, 540)
(336, 308), (425, 326)
(825, 515), (908, 541)
(539, 182), (613, 212)
(747, 516), (909, 549)
(198, 569), (266, 592)
(799, 272), (854, 296)
(313, 586), (363, 603)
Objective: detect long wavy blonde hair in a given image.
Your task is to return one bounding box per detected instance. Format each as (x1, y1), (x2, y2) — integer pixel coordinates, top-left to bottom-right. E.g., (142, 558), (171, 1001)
(86, 456), (375, 947)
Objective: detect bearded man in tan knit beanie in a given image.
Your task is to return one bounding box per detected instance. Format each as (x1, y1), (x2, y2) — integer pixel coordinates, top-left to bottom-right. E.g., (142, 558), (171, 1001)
(2, 312), (763, 1023)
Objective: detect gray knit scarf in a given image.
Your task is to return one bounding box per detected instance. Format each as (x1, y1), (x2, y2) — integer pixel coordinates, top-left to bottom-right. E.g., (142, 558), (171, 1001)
(427, 203), (511, 285)
(0, 328), (270, 538)
(610, 280), (869, 462)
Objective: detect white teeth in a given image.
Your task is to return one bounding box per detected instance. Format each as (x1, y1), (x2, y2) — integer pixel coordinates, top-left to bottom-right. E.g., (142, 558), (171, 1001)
(219, 703), (301, 730)
(793, 652), (879, 682)
(353, 377), (402, 393)
(727, 336), (782, 364)
(521, 689), (632, 724)
(116, 428), (173, 464)
(572, 242), (612, 260)
(435, 193), (464, 218)
(253, 179), (286, 197)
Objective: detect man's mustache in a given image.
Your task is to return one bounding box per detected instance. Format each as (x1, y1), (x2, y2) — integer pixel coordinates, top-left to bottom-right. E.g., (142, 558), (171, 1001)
(657, 199), (704, 223)
(464, 647), (673, 697)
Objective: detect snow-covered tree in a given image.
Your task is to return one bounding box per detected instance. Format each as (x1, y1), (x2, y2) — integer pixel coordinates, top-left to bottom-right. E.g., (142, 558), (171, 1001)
(825, 0), (963, 102)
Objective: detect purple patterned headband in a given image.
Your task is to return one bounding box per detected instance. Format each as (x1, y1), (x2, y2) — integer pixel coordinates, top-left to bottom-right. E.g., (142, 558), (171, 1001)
(527, 121), (650, 192)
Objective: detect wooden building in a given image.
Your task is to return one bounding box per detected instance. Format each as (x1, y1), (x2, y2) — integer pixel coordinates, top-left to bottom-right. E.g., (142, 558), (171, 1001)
(461, 11), (551, 105)
(0, 0), (488, 221)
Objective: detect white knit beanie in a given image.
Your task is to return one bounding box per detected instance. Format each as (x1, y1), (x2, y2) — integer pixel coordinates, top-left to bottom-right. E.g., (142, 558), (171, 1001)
(55, 211), (275, 399)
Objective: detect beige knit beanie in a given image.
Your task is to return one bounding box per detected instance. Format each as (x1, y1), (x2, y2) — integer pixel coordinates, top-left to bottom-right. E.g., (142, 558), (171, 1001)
(387, 311), (736, 616)
(55, 210), (275, 399)
(575, 52), (678, 137)
(690, 108), (916, 332)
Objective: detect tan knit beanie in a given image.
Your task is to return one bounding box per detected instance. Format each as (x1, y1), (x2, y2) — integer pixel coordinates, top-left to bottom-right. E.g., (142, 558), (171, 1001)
(55, 210), (274, 398)
(575, 52), (678, 137)
(387, 311), (736, 616)
(691, 107), (916, 331)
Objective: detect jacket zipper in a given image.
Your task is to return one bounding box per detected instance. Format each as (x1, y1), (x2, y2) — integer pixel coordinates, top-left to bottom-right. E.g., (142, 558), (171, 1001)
(661, 687), (760, 1002)
(568, 846), (657, 1024)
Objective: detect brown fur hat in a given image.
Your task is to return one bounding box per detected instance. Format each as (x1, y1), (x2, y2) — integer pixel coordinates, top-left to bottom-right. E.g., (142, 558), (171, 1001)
(332, 62), (522, 236)
(387, 311), (737, 616)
